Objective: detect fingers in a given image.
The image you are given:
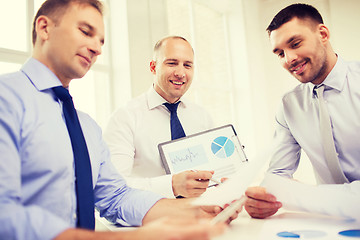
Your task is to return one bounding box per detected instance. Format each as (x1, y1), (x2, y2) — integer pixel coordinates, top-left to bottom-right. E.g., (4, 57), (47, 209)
(245, 204), (280, 219)
(173, 171), (212, 197)
(245, 186), (277, 202)
(244, 186), (282, 219)
(220, 177), (228, 183)
(189, 170), (214, 181)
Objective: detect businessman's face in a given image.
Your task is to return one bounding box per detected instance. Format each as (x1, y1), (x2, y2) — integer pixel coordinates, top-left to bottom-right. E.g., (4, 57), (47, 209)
(39, 3), (104, 86)
(269, 17), (330, 85)
(151, 38), (194, 103)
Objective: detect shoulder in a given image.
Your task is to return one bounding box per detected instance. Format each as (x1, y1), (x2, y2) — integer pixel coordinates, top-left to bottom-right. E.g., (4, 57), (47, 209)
(182, 99), (207, 111)
(125, 92), (148, 110)
(105, 93), (149, 132)
(281, 83), (310, 104)
(181, 100), (213, 124)
(0, 71), (32, 93)
(346, 60), (360, 75)
(0, 71), (36, 110)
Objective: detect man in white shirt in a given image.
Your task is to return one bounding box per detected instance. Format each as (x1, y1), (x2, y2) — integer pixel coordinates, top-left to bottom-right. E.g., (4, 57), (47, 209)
(0, 1), (237, 239)
(104, 36), (214, 198)
(244, 3), (360, 218)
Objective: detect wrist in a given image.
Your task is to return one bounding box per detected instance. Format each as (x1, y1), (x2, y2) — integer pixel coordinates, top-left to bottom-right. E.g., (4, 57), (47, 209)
(171, 174), (179, 196)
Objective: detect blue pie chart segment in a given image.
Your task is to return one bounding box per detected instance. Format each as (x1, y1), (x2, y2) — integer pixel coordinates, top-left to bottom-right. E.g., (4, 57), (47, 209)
(211, 136), (235, 158)
(338, 229), (360, 237)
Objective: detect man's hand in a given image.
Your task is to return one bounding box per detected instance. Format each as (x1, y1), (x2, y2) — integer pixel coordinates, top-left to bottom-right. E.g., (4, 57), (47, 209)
(244, 186), (282, 218)
(54, 217), (226, 240)
(143, 198), (241, 226)
(137, 217), (226, 240)
(172, 170), (214, 197)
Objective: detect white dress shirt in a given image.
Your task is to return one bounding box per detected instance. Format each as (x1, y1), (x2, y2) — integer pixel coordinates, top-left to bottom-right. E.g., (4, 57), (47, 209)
(268, 56), (360, 184)
(104, 86), (213, 197)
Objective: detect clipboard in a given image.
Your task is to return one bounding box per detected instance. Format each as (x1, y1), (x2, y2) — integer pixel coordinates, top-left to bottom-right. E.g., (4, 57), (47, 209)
(158, 124), (248, 181)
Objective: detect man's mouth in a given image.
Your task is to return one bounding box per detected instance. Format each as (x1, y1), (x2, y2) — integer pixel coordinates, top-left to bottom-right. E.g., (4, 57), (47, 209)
(290, 60), (307, 75)
(170, 80), (185, 85)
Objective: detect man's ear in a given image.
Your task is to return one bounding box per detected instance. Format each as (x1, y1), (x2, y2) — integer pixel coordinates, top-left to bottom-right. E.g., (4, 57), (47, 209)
(35, 15), (53, 42)
(150, 60), (156, 75)
(318, 24), (330, 44)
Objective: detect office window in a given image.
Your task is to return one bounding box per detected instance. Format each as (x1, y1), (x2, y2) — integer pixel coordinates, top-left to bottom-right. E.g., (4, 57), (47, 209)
(166, 0), (235, 127)
(0, 1), (28, 52)
(0, 0), (112, 128)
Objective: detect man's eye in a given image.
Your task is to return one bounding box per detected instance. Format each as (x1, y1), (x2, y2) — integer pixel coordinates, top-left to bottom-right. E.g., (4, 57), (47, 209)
(80, 28), (90, 36)
(278, 52), (284, 58)
(184, 64), (192, 69)
(292, 41), (301, 48)
(167, 62), (177, 66)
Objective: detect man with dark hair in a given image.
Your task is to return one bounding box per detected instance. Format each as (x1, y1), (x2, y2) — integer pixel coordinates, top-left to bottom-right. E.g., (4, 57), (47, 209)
(104, 36), (215, 198)
(0, 1), (237, 239)
(244, 3), (360, 219)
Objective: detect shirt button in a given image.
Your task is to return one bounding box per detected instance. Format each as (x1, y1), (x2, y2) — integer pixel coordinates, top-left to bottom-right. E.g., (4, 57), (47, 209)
(73, 213), (77, 220)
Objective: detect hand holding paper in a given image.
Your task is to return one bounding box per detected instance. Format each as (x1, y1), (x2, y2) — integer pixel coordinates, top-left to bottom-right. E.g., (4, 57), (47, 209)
(261, 174), (360, 221)
(192, 149), (271, 206)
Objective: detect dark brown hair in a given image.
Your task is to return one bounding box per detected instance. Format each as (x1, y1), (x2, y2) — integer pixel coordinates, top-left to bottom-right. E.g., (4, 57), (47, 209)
(267, 3), (323, 35)
(32, 0), (103, 45)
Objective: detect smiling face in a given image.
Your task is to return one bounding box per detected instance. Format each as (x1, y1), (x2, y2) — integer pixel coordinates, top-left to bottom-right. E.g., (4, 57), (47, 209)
(151, 38), (194, 103)
(269, 17), (333, 85)
(34, 3), (104, 87)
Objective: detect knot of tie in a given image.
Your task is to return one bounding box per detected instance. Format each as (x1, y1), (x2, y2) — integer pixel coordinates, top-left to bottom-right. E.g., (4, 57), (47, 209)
(314, 85), (325, 99)
(163, 101), (185, 140)
(52, 86), (72, 102)
(163, 101), (181, 113)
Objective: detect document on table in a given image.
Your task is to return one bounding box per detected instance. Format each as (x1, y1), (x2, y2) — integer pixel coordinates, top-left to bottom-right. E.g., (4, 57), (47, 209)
(192, 149), (271, 206)
(261, 173), (360, 221)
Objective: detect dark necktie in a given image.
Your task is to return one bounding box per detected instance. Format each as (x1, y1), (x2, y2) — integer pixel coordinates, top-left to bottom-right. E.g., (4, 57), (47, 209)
(163, 102), (186, 140)
(314, 85), (348, 184)
(52, 86), (95, 229)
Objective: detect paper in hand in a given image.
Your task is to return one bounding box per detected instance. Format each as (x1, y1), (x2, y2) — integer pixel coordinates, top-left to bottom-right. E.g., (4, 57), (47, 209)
(192, 149), (271, 206)
(261, 173), (360, 221)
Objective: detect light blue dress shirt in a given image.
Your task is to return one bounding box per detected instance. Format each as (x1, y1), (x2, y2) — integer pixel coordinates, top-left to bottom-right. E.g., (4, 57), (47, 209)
(268, 56), (360, 184)
(0, 58), (163, 240)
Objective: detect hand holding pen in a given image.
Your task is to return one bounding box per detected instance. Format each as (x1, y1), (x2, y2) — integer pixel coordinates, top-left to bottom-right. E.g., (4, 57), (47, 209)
(172, 170), (215, 198)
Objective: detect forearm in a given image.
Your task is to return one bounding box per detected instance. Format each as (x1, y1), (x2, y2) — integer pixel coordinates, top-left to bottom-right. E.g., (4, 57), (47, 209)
(142, 198), (219, 225)
(54, 228), (142, 240)
(142, 198), (194, 225)
(125, 174), (175, 198)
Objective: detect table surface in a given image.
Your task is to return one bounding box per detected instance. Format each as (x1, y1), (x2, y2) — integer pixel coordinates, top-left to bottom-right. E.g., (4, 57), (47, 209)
(95, 210), (360, 239)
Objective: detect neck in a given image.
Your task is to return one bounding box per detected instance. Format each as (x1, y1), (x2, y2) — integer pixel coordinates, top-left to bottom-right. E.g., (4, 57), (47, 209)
(32, 53), (71, 88)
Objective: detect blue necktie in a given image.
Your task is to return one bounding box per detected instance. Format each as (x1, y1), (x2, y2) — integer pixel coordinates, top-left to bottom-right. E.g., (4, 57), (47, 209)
(163, 102), (186, 140)
(52, 86), (95, 230)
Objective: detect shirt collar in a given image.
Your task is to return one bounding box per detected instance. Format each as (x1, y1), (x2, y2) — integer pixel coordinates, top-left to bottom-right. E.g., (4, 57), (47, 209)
(309, 56), (347, 96)
(146, 85), (188, 110)
(21, 58), (63, 91)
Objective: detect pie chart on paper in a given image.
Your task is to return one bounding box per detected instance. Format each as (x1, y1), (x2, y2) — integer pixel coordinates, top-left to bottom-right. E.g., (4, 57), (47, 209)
(211, 136), (235, 158)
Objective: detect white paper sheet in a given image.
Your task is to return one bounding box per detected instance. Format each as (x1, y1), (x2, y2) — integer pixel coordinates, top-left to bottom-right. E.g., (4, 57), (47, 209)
(261, 173), (360, 221)
(192, 149), (271, 206)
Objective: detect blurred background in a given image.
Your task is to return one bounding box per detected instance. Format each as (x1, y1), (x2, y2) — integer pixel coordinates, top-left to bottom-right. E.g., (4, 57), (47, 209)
(1, 0), (359, 184)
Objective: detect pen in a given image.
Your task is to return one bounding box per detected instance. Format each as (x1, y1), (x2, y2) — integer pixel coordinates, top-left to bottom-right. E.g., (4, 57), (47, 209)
(209, 178), (222, 185)
(190, 169), (222, 185)
(210, 197), (245, 225)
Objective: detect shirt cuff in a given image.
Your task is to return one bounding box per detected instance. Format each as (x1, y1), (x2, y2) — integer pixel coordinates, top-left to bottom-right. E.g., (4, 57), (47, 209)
(150, 174), (175, 198)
